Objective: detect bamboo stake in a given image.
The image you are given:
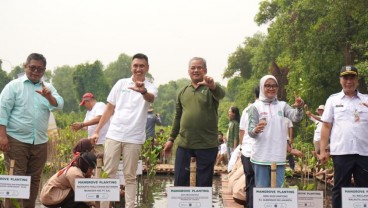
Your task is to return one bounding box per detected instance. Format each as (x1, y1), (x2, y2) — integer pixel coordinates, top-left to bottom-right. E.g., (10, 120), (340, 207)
(313, 166), (318, 191)
(324, 168), (328, 208)
(271, 162), (277, 188)
(4, 160), (15, 208)
(94, 158), (103, 208)
(300, 157), (304, 189)
(190, 157), (196, 186)
(307, 150), (310, 187)
(95, 158), (103, 178)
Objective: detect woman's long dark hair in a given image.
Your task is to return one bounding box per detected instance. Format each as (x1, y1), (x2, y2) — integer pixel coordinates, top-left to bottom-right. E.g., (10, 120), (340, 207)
(230, 106), (240, 123)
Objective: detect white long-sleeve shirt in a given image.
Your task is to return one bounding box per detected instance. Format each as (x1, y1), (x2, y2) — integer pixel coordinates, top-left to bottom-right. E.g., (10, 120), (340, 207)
(248, 99), (303, 165)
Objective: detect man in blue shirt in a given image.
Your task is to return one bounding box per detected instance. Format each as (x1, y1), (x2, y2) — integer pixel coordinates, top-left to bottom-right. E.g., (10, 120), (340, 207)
(0, 53), (64, 208)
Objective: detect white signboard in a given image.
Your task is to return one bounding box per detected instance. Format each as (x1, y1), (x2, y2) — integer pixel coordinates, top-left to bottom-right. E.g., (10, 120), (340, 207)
(0, 175), (31, 199)
(117, 160), (142, 185)
(342, 188), (368, 208)
(254, 188), (298, 208)
(75, 179), (120, 201)
(298, 191), (323, 208)
(167, 187), (212, 208)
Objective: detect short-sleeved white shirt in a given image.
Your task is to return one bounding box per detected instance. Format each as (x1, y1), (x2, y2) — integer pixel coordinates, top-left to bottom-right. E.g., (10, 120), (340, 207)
(220, 143), (227, 154)
(321, 91), (368, 156)
(309, 116), (322, 142)
(84, 102), (110, 145)
(239, 105), (254, 157)
(106, 77), (158, 144)
(283, 117), (293, 140)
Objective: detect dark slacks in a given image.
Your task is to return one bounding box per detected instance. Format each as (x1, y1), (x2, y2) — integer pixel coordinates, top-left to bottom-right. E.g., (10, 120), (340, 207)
(4, 135), (48, 208)
(332, 154), (368, 208)
(241, 155), (255, 208)
(174, 146), (218, 187)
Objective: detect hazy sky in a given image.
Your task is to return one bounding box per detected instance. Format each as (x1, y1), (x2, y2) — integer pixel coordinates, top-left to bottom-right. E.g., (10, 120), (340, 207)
(0, 0), (267, 86)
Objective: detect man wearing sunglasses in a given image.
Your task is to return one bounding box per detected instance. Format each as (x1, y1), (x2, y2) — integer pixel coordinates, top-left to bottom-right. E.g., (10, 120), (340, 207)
(0, 53), (64, 208)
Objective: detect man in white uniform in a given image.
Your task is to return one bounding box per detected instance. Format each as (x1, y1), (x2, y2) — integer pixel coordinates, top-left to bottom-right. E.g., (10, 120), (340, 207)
(320, 66), (368, 208)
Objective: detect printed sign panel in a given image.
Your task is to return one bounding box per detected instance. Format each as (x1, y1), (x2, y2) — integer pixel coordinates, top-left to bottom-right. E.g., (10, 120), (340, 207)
(342, 188), (368, 208)
(0, 175), (31, 199)
(167, 186), (212, 208)
(75, 178), (120, 201)
(298, 190), (323, 208)
(254, 188), (298, 208)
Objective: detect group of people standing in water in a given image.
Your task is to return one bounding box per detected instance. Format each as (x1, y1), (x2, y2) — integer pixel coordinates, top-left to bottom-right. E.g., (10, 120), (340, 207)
(0, 51), (366, 208)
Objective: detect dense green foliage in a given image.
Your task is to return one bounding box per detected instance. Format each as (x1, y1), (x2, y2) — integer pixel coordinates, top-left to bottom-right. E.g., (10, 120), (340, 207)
(0, 68), (11, 93)
(7, 66), (24, 80)
(73, 61), (110, 104)
(52, 65), (79, 112)
(152, 78), (191, 126)
(225, 0), (368, 114)
(103, 53), (134, 88)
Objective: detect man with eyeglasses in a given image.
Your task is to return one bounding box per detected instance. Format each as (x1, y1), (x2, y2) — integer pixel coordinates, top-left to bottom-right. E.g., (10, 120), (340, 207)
(319, 66), (368, 208)
(163, 57), (225, 187)
(0, 53), (64, 208)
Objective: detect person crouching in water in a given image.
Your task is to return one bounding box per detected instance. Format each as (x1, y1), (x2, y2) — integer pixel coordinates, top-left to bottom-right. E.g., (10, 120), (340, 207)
(40, 152), (97, 208)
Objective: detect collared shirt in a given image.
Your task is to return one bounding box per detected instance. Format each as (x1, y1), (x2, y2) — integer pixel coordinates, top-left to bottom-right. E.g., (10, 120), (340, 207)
(170, 83), (226, 149)
(321, 90), (368, 156)
(0, 75), (64, 144)
(106, 77), (158, 144)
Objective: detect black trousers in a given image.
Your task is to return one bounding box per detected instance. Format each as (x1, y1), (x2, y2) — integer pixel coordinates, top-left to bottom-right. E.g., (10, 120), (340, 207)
(332, 154), (368, 208)
(241, 155), (255, 208)
(174, 146), (218, 187)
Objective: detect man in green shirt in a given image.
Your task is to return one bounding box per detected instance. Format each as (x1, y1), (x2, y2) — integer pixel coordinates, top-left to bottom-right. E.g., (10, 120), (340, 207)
(163, 57), (225, 186)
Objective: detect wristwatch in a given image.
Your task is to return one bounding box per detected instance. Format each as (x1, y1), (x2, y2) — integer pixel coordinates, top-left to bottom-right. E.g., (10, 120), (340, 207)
(141, 88), (148, 95)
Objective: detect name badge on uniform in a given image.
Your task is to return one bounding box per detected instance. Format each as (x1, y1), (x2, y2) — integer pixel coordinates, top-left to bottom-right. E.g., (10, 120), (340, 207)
(336, 104), (344, 107)
(354, 109), (360, 122)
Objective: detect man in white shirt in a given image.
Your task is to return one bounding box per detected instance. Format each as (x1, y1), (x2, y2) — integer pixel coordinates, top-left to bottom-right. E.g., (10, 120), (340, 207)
(306, 104), (324, 154)
(71, 92), (110, 154)
(320, 66), (368, 208)
(90, 53), (157, 208)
